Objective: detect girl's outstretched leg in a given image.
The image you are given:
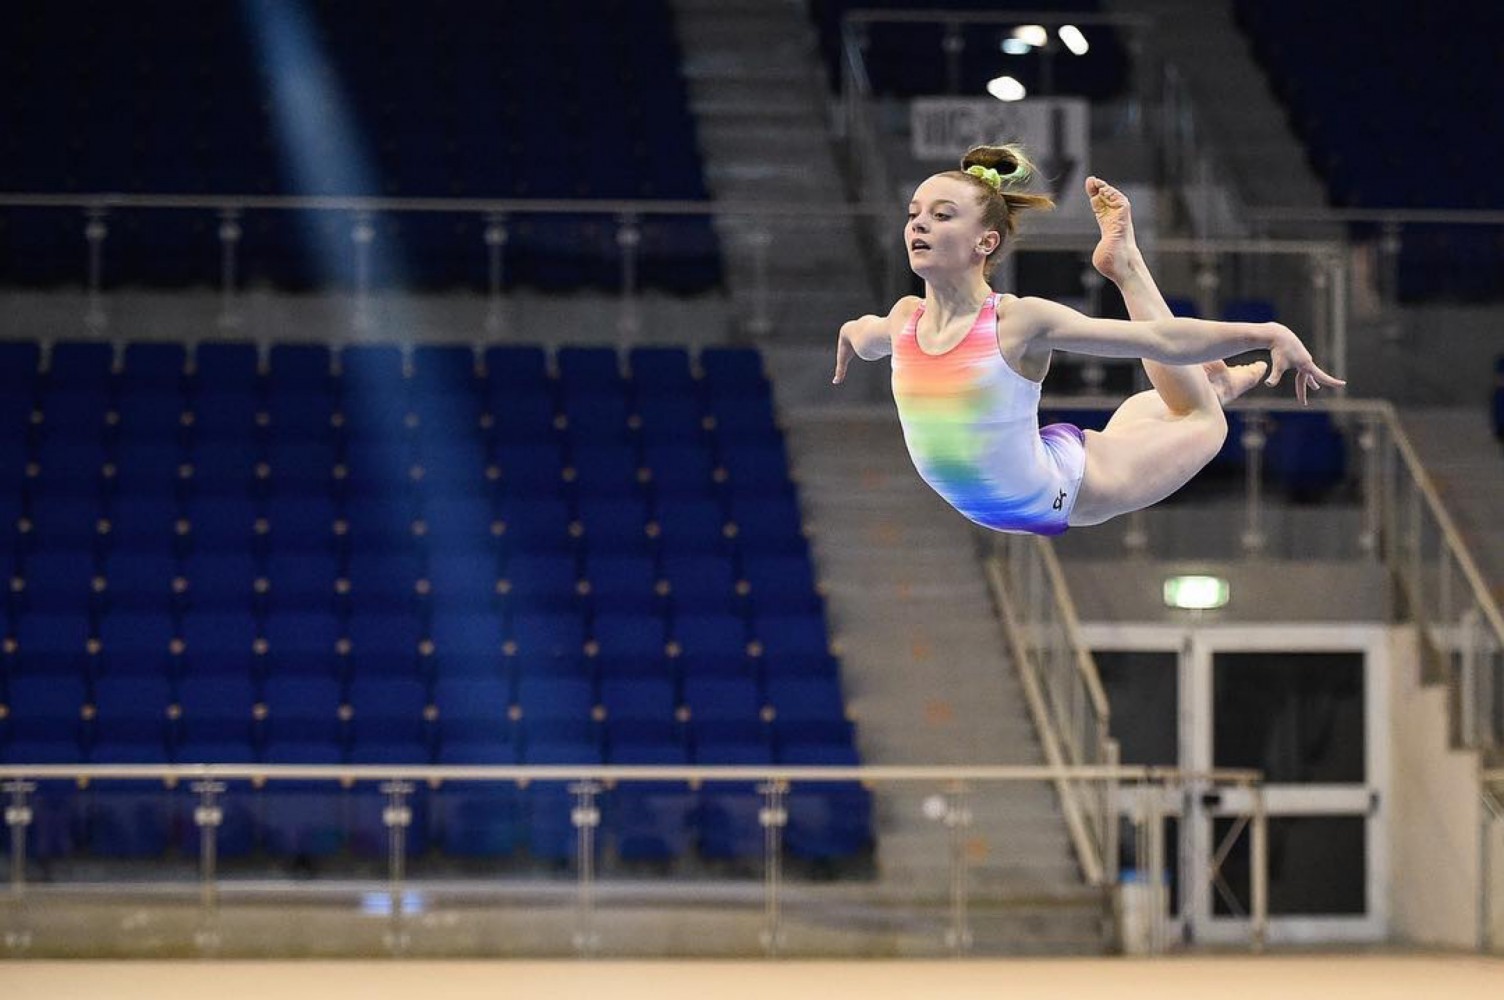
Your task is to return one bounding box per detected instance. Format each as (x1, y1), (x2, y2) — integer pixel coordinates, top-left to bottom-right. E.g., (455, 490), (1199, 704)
(1068, 177), (1257, 526)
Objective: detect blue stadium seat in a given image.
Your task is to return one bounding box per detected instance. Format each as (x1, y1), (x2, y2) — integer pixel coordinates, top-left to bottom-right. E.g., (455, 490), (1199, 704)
(694, 739), (771, 861)
(180, 552), (259, 612)
(343, 550), (422, 610)
(346, 610), (425, 676)
(100, 551), (179, 612)
(492, 441), (567, 496)
(499, 552), (582, 612)
(192, 342), (261, 394)
(582, 553), (660, 614)
(261, 675), (343, 744)
(781, 743), (872, 861)
(180, 609), (258, 660)
(496, 497), (573, 552)
(606, 741), (695, 862)
(509, 610), (587, 663)
(741, 554), (822, 614)
(672, 614), (752, 676)
(628, 347), (696, 395)
(483, 346), (550, 389)
(636, 397), (708, 447)
(121, 342), (188, 391)
(267, 344), (334, 395)
(429, 609), (506, 675)
(95, 610), (175, 673)
(651, 498), (731, 556)
(643, 445), (716, 498)
(262, 610), (342, 676)
(426, 551), (501, 609)
(659, 555), (741, 615)
(575, 497), (652, 556)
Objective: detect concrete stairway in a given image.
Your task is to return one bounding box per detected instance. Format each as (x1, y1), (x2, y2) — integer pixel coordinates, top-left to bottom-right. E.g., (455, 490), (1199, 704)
(1103, 0), (1330, 212)
(1398, 407), (1504, 608)
(783, 407), (1105, 950)
(670, 0), (873, 344)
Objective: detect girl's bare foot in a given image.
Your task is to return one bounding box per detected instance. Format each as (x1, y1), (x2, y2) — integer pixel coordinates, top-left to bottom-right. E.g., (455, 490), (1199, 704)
(1089, 175), (1269, 406)
(1203, 360), (1269, 405)
(1087, 176), (1137, 282)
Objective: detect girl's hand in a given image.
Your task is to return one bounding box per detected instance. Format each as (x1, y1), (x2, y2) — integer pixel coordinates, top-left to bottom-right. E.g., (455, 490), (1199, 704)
(1265, 324), (1346, 404)
(834, 324), (859, 384)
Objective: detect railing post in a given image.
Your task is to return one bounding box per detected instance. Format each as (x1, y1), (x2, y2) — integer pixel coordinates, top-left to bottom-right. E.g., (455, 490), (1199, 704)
(941, 21), (964, 95)
(758, 779), (788, 956)
(1250, 783), (1269, 953)
(191, 779), (225, 954)
(84, 207), (109, 331)
(1357, 415), (1380, 556)
(570, 780), (602, 956)
(382, 780), (414, 956)
(4, 779), (34, 953)
(351, 211), (375, 333)
(1241, 412), (1267, 555)
(943, 781), (974, 956)
(217, 209), (243, 330)
(483, 212), (509, 337)
(745, 228), (773, 339)
(1379, 222), (1403, 343)
(616, 213), (642, 341)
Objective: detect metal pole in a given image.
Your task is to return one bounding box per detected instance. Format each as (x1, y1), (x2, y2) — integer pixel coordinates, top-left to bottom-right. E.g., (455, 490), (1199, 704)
(1379, 223), (1403, 344)
(217, 209), (242, 330)
(746, 229), (773, 339)
(616, 214), (642, 341)
(570, 781), (601, 956)
(1357, 415), (1380, 556)
(84, 208), (108, 331)
(191, 779), (224, 954)
(1309, 253), (1331, 379)
(759, 779), (788, 956)
(1241, 412), (1267, 554)
(1329, 254), (1348, 383)
(4, 780), (34, 953)
(942, 22), (963, 95)
(382, 780), (413, 956)
(1250, 784), (1269, 953)
(483, 213), (509, 337)
(352, 211), (375, 333)
(1146, 787), (1166, 955)
(944, 781), (973, 956)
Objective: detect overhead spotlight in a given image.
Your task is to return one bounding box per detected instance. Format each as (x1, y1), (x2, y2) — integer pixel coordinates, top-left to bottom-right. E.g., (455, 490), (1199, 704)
(1011, 24), (1049, 48)
(1000, 37), (1033, 55)
(1163, 575), (1230, 611)
(986, 75), (1027, 102)
(1059, 25), (1090, 55)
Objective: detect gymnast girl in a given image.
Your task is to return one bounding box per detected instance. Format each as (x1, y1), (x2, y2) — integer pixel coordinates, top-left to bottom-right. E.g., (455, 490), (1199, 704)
(832, 144), (1344, 535)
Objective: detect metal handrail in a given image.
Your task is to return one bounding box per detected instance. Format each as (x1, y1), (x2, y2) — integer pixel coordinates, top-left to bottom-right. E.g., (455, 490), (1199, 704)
(1251, 207), (1504, 226)
(1037, 535), (1111, 721)
(0, 763), (1261, 784)
(843, 9), (1151, 29)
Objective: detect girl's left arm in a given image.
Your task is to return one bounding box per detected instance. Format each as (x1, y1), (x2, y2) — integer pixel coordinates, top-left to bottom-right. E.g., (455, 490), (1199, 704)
(1004, 296), (1344, 403)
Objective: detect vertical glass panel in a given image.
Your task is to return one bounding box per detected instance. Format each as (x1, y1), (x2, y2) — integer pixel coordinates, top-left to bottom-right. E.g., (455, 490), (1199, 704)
(1213, 652), (1365, 783)
(1095, 650), (1179, 766)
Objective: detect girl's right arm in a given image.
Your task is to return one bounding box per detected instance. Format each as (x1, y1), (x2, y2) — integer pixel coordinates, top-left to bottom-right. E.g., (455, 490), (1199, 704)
(833, 296), (921, 384)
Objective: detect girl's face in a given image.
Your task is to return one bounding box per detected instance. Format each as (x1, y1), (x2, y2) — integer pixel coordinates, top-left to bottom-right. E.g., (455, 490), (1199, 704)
(905, 175), (996, 279)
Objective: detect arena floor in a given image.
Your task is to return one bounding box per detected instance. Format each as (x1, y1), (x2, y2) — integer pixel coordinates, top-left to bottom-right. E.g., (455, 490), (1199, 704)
(4, 956), (1504, 1000)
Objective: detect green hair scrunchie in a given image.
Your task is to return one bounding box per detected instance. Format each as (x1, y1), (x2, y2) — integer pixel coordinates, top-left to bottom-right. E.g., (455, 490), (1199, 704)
(965, 164), (1003, 191)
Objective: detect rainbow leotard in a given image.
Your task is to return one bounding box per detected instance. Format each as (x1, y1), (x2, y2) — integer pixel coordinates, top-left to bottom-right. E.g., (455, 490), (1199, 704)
(890, 293), (1086, 536)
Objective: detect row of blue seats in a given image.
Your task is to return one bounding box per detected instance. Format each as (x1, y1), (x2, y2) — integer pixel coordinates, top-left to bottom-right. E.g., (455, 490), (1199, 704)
(1234, 1), (1503, 301)
(0, 341), (771, 393)
(3, 541), (818, 603)
(0, 213), (722, 293)
(1, 769), (873, 863)
(1, 0), (720, 291)
(1, 603), (833, 667)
